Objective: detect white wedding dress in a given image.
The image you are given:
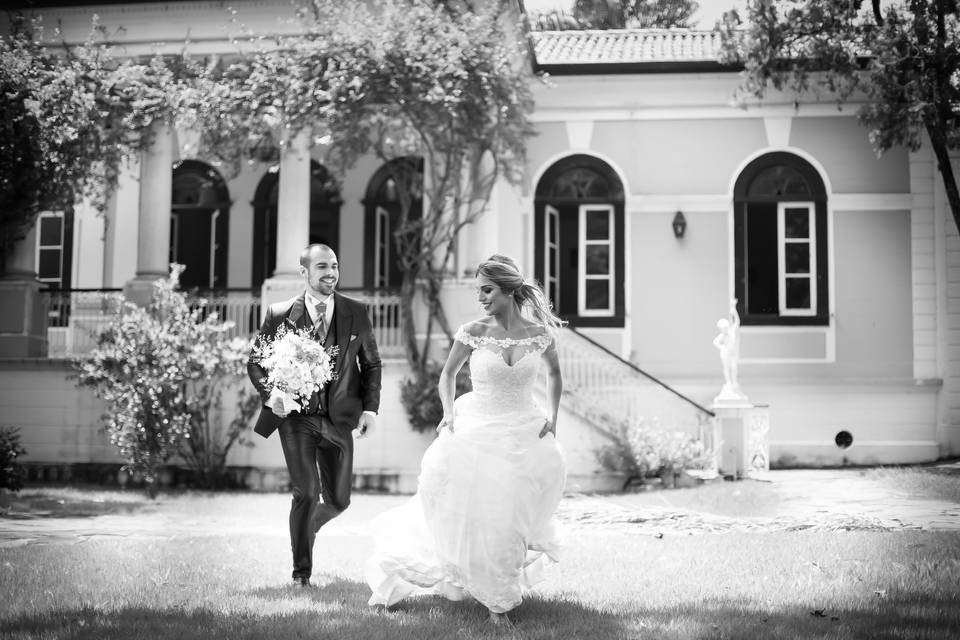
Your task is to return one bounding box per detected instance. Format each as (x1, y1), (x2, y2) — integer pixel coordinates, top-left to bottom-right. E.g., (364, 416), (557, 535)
(366, 325), (566, 613)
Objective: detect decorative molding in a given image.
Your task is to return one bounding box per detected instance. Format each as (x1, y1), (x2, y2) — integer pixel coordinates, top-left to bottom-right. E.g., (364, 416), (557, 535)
(524, 193), (912, 214)
(632, 194), (911, 213)
(626, 195), (729, 213)
(529, 103), (865, 123)
(564, 120), (594, 150)
(831, 193), (912, 211)
(739, 325), (836, 364)
(763, 116), (792, 147)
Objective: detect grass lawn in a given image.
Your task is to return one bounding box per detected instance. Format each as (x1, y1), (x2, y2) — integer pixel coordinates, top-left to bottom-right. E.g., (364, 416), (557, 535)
(2, 472), (959, 639)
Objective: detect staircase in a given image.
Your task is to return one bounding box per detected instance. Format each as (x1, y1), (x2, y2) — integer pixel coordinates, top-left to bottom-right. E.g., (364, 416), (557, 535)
(551, 327), (715, 442)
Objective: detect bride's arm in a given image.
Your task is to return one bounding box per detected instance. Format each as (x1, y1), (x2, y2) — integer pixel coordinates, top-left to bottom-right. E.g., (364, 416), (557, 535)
(540, 339), (563, 438)
(437, 340), (471, 432)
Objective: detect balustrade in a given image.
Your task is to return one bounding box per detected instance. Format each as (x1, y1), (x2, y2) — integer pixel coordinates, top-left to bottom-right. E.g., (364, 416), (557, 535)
(41, 288), (404, 359)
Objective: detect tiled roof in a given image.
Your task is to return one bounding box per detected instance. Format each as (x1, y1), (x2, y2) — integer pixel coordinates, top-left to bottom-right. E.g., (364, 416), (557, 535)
(529, 29), (725, 66)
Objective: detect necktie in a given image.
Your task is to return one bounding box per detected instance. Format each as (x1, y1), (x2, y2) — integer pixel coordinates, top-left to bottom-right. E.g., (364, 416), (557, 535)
(314, 302), (327, 341)
(308, 301), (328, 415)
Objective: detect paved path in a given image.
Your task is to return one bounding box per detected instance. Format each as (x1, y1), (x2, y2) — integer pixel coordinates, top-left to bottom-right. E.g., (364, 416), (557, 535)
(560, 468), (960, 534)
(1, 466), (959, 547)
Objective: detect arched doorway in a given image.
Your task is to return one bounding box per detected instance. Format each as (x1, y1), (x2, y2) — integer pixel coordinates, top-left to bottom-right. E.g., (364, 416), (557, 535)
(170, 160), (230, 289)
(733, 152), (829, 325)
(363, 157), (424, 289)
(251, 162), (342, 291)
(534, 154), (625, 327)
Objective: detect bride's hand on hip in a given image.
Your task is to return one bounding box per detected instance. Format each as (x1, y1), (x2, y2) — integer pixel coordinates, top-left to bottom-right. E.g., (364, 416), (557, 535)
(539, 419), (557, 438)
(437, 416), (454, 434)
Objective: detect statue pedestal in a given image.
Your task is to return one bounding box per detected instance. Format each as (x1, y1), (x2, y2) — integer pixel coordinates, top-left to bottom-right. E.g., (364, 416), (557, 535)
(713, 383), (750, 408)
(712, 402), (770, 480)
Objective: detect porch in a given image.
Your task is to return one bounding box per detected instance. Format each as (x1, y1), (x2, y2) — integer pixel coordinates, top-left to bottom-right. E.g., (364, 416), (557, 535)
(40, 288), (405, 359)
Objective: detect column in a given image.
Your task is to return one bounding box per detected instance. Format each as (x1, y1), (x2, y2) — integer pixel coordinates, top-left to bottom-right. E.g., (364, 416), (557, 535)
(261, 128), (312, 314)
(0, 225), (46, 357)
(459, 149), (498, 278)
(123, 121), (174, 307)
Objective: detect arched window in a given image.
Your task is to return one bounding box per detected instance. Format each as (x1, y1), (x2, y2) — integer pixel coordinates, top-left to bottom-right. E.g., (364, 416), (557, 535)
(534, 154), (625, 327)
(363, 157), (423, 290)
(733, 152), (829, 325)
(251, 162), (342, 291)
(170, 160), (230, 289)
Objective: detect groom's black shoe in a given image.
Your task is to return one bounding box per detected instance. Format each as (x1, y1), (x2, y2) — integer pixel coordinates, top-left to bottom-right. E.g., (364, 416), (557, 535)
(293, 576), (311, 587)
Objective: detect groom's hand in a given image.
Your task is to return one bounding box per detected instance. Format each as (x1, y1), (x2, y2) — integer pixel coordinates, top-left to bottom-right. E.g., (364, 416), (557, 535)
(355, 411), (377, 439)
(265, 390), (289, 418)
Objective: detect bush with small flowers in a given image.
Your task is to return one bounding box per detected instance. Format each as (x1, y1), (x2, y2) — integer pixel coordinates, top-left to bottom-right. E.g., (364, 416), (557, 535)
(76, 264), (259, 496)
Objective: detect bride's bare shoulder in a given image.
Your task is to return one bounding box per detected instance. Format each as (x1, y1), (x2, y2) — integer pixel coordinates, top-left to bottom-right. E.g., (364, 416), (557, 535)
(461, 318), (495, 338)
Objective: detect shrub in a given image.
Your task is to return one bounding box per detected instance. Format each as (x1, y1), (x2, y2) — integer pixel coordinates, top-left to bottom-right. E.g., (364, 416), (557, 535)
(597, 418), (712, 482)
(400, 361), (472, 433)
(0, 425), (27, 491)
(75, 264), (257, 496)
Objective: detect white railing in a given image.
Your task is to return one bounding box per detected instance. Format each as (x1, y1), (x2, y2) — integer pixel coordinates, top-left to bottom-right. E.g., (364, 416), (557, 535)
(349, 290), (404, 357)
(43, 290), (125, 358)
(43, 288), (404, 359)
(553, 328), (715, 441)
(193, 292), (262, 340)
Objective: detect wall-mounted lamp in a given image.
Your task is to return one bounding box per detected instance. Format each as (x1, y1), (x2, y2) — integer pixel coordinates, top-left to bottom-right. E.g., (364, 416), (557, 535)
(672, 210), (687, 239)
(384, 177), (398, 202)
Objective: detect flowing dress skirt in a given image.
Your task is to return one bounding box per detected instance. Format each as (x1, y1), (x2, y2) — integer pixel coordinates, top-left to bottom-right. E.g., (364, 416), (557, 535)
(365, 395), (566, 613)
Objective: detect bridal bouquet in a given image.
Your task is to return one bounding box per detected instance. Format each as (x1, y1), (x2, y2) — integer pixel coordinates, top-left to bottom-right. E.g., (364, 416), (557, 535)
(254, 326), (338, 418)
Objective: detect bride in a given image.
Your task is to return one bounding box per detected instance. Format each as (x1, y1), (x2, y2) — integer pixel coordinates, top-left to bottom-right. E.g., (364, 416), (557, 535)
(365, 254), (566, 625)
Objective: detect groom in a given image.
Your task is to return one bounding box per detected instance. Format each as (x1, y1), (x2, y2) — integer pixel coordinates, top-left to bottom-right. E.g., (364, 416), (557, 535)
(247, 243), (382, 586)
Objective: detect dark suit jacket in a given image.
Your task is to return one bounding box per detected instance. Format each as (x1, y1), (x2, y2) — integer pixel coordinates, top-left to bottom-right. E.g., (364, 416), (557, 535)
(247, 292), (382, 438)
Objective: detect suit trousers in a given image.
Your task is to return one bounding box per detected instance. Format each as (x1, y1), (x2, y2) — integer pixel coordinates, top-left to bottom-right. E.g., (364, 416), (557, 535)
(277, 414), (354, 579)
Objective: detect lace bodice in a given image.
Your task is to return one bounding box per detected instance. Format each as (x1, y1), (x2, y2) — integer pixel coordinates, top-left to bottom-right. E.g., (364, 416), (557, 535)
(455, 324), (552, 416)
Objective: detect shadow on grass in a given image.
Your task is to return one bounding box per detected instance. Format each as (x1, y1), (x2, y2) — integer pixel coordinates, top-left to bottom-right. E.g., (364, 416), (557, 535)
(3, 576), (959, 640)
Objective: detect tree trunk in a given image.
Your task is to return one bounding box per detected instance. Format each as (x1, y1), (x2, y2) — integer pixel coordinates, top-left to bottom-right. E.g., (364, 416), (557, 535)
(399, 270), (421, 374)
(927, 125), (960, 236)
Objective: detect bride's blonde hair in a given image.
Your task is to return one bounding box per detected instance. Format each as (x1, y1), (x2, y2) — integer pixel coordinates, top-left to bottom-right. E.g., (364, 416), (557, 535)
(475, 255), (566, 330)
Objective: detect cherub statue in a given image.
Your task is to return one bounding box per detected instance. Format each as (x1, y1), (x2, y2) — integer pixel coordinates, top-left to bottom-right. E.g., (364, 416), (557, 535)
(713, 298), (747, 404)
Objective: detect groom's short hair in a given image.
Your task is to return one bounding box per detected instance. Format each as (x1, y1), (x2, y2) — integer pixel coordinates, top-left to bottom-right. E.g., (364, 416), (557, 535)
(300, 243), (335, 268)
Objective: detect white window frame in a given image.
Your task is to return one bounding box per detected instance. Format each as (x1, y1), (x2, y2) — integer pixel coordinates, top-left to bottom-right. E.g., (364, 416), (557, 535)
(374, 206), (390, 289)
(35, 211), (64, 287)
(544, 205), (560, 309)
(209, 209), (220, 287)
(777, 201), (816, 317)
(169, 212), (180, 264)
(577, 204), (614, 317)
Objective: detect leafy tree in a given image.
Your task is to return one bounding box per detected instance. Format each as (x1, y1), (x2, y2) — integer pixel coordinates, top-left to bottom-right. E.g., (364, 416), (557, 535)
(195, 0), (536, 376)
(531, 0), (699, 30)
(624, 0), (700, 27)
(0, 17), (190, 273)
(75, 265), (258, 496)
(718, 0), (960, 233)
(319, 0), (536, 371)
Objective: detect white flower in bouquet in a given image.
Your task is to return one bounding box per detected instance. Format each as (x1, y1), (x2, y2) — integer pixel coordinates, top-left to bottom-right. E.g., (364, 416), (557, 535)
(255, 326), (338, 417)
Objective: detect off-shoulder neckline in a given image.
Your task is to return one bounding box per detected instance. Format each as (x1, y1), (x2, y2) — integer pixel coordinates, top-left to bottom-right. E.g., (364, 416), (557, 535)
(455, 324), (550, 346)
